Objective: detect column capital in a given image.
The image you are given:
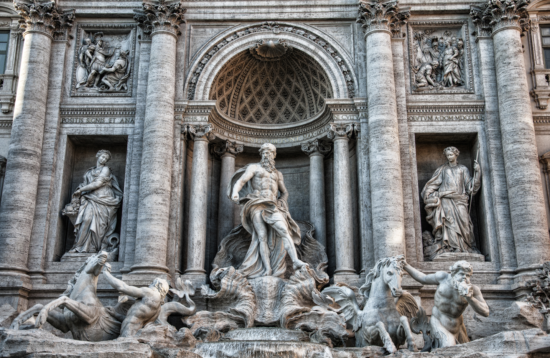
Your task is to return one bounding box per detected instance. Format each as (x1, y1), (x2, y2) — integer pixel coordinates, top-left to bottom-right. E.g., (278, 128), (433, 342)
(13, 0), (75, 40)
(186, 124), (215, 142)
(301, 139), (331, 157)
(212, 139), (243, 158)
(357, 0), (410, 37)
(470, 0), (530, 37)
(134, 0), (186, 38)
(327, 122), (358, 141)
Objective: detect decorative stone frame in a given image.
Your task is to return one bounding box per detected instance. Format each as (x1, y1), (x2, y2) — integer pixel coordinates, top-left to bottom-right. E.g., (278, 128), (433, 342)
(70, 23), (137, 98)
(529, 14), (550, 110)
(0, 5), (23, 116)
(185, 22), (358, 101)
(407, 20), (475, 95)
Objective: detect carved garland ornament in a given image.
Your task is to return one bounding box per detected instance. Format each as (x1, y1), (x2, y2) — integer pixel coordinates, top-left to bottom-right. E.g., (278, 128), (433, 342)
(187, 22), (355, 100)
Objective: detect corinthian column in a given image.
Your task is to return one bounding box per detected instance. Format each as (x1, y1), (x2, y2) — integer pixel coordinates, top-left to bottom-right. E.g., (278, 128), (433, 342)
(131, 1), (186, 278)
(471, 2), (550, 270)
(329, 123), (358, 280)
(358, 0), (409, 260)
(302, 139), (331, 247)
(213, 140), (243, 245)
(0, 1), (73, 278)
(184, 124), (214, 283)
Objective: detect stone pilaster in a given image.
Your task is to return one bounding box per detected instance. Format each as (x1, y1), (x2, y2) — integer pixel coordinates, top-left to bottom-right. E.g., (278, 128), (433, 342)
(213, 139), (243, 245)
(184, 124), (215, 284)
(358, 0), (408, 261)
(301, 139), (331, 248)
(471, 1), (550, 273)
(0, 1), (73, 285)
(131, 0), (186, 280)
(328, 123), (358, 280)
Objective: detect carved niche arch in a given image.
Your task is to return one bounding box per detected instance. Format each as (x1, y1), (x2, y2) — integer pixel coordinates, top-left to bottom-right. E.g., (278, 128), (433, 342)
(185, 22), (357, 101)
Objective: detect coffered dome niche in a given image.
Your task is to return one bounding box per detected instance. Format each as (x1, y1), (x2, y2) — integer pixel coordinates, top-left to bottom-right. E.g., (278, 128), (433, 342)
(210, 43), (333, 126)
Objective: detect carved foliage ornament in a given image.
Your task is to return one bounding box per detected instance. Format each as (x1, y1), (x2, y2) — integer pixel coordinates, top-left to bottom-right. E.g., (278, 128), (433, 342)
(470, 0), (531, 36)
(213, 140), (244, 157)
(249, 39), (292, 61)
(327, 122), (358, 140)
(186, 124), (215, 141)
(134, 0), (186, 37)
(14, 0), (75, 39)
(301, 139), (331, 157)
(357, 0), (410, 36)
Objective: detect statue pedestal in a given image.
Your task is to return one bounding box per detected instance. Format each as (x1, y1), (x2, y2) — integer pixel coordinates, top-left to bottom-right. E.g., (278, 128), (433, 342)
(432, 252), (485, 262)
(248, 276), (285, 326)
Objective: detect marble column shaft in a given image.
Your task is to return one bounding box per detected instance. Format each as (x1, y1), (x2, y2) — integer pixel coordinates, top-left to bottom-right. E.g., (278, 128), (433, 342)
(0, 30), (53, 275)
(476, 36), (517, 271)
(492, 26), (550, 267)
(216, 141), (242, 245)
(132, 32), (178, 275)
(185, 125), (213, 280)
(329, 124), (356, 276)
(302, 140), (330, 247)
(365, 29), (405, 261)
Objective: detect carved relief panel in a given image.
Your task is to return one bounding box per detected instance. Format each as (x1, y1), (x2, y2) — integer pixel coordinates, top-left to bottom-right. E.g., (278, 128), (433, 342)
(408, 21), (474, 94)
(71, 24), (136, 97)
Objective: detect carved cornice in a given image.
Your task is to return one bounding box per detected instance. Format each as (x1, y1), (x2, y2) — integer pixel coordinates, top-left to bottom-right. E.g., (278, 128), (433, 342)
(60, 106), (136, 117)
(13, 0), (74, 40)
(327, 122), (358, 141)
(134, 0), (186, 38)
(407, 103), (484, 122)
(301, 139), (331, 157)
(212, 139), (243, 158)
(0, 119), (11, 128)
(357, 0), (410, 37)
(187, 124), (215, 142)
(470, 0), (531, 36)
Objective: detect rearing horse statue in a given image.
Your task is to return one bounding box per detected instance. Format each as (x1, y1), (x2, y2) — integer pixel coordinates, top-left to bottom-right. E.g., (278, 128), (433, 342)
(323, 255), (418, 353)
(11, 251), (128, 341)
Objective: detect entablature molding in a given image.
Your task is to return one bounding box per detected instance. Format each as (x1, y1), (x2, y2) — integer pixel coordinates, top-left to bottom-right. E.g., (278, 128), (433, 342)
(407, 102), (484, 122)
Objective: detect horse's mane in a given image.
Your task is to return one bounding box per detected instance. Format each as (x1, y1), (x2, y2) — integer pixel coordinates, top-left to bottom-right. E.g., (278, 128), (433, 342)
(61, 254), (97, 297)
(359, 255), (405, 300)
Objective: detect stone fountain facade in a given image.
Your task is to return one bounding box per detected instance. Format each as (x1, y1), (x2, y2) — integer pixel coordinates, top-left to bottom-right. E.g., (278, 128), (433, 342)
(2, 0), (550, 356)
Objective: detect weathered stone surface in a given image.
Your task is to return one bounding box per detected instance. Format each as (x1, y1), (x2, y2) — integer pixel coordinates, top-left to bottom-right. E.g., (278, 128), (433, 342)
(0, 304), (17, 328)
(463, 301), (544, 341)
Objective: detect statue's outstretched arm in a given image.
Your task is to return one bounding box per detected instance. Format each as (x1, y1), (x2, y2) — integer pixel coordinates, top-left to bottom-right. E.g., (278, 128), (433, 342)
(404, 263), (446, 285)
(103, 265), (145, 298)
(466, 285), (489, 317)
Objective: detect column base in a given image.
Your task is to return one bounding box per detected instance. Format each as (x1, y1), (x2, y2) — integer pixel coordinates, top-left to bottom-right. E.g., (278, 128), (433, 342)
(125, 264), (171, 286)
(181, 271), (207, 287)
(0, 273), (32, 311)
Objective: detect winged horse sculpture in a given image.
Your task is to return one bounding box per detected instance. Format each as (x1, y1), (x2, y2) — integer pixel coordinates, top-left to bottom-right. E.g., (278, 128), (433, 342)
(323, 255), (419, 353)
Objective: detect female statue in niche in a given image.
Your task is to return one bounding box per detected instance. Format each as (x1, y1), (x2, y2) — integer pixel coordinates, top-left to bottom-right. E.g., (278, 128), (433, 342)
(421, 146), (481, 260)
(68, 149), (123, 253)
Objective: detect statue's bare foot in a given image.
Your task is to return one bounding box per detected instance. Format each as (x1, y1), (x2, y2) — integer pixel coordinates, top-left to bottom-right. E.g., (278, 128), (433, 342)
(293, 260), (308, 270)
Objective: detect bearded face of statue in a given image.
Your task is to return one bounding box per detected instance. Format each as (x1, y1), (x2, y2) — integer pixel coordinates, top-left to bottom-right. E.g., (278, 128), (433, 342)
(260, 149), (276, 173)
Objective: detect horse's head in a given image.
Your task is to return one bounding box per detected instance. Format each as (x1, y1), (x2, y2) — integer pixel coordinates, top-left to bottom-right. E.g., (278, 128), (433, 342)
(62, 251), (108, 298)
(381, 255), (405, 297)
(361, 255), (406, 299)
(85, 251), (109, 276)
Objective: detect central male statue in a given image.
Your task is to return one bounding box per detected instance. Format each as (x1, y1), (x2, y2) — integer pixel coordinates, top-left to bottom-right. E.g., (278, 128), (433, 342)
(228, 143), (306, 278)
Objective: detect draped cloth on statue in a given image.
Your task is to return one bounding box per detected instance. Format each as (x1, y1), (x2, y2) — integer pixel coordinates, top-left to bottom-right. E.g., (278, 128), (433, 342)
(227, 165), (301, 279)
(421, 163), (480, 253)
(72, 167), (123, 253)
